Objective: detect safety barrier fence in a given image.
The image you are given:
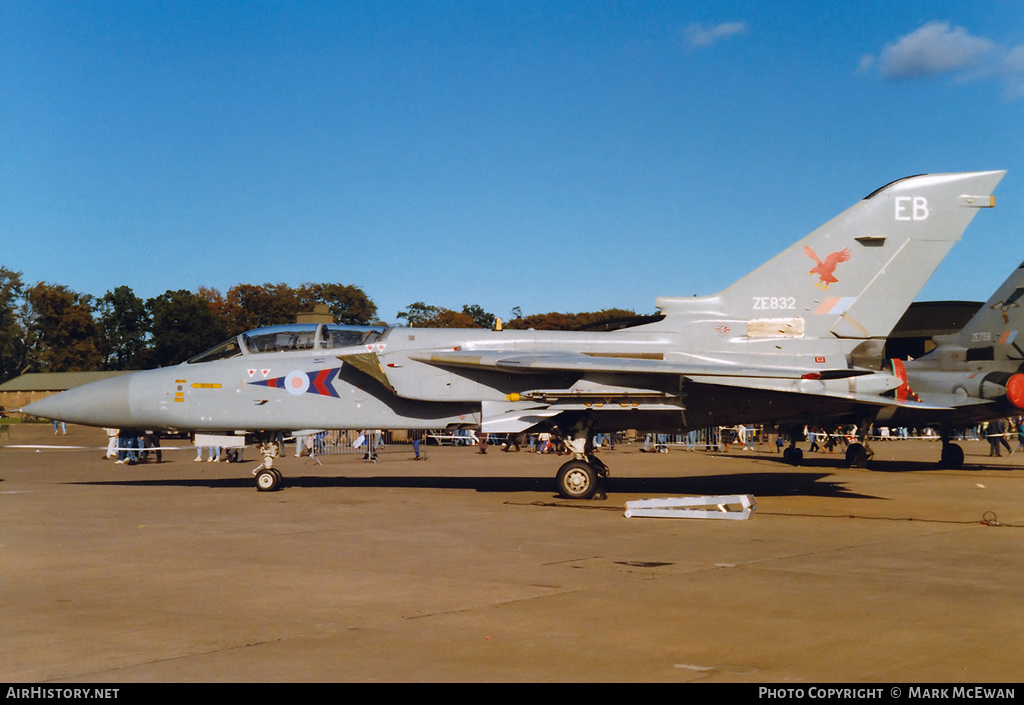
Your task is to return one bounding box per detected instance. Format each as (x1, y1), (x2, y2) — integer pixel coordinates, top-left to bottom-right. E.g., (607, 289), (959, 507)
(233, 426), (1022, 459)
(33, 424), (1020, 464)
(284, 429), (415, 459)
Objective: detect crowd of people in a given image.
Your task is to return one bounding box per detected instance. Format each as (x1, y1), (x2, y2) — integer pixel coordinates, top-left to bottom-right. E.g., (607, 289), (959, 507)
(95, 418), (1024, 464)
(637, 419), (1024, 457)
(103, 428), (162, 465)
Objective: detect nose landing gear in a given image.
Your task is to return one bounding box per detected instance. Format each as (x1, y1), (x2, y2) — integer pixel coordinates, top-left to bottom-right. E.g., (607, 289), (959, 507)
(253, 434), (284, 491)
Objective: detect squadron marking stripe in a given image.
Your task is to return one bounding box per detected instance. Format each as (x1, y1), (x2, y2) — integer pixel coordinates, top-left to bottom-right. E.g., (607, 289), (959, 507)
(813, 297), (857, 315)
(311, 368), (340, 397)
(250, 368), (341, 398)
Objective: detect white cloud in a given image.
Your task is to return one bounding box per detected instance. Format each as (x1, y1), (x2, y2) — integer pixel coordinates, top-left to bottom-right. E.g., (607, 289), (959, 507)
(1002, 46), (1024, 99)
(684, 22), (748, 49)
(1006, 45), (1024, 73)
(862, 21), (1024, 99)
(877, 21), (996, 79)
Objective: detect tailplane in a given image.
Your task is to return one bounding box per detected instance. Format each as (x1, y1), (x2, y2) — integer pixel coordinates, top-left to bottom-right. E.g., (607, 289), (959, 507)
(653, 171), (1006, 341)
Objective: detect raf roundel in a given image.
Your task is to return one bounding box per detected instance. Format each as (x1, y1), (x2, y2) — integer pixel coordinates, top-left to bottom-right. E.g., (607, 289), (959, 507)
(285, 371), (310, 396)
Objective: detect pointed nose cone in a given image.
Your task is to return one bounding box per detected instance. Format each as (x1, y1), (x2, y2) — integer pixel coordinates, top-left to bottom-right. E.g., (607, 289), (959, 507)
(22, 373), (134, 428)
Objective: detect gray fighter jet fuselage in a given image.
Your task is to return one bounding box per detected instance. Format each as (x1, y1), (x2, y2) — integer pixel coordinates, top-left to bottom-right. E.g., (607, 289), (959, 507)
(23, 171), (1007, 497)
(876, 259), (1024, 468)
(30, 321), (901, 433)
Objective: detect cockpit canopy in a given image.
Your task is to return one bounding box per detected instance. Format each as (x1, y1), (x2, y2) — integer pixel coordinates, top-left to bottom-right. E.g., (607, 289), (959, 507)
(187, 324), (387, 364)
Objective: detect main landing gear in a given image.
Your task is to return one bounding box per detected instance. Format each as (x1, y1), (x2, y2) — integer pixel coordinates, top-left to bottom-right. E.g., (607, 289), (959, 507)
(939, 427), (965, 469)
(781, 424), (874, 468)
(556, 456), (608, 500)
(840, 420), (877, 468)
(940, 442), (965, 469)
(781, 429), (804, 465)
(845, 440), (872, 468)
(552, 421), (608, 500)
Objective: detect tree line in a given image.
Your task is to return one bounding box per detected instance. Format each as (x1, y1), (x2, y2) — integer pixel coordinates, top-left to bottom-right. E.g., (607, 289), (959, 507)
(0, 266), (644, 382)
(395, 302), (645, 331)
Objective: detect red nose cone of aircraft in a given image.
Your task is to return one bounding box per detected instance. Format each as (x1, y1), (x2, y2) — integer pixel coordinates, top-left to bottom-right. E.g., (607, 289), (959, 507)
(1006, 374), (1024, 409)
(20, 374), (134, 428)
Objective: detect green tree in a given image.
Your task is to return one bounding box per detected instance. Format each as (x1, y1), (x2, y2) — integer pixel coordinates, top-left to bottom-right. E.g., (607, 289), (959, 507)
(0, 268), (26, 382)
(148, 289), (227, 367)
(396, 302), (485, 328)
(461, 304), (495, 329)
(396, 301), (441, 327)
(96, 285), (151, 370)
(23, 282), (102, 372)
(224, 283), (299, 335)
(298, 283), (377, 325)
(505, 308), (644, 331)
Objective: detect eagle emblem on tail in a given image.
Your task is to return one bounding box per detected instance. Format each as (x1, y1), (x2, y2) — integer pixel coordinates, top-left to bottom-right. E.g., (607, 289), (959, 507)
(804, 246), (851, 290)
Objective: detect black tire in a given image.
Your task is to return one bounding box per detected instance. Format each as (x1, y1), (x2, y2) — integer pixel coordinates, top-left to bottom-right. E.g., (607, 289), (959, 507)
(556, 460), (599, 500)
(846, 443), (869, 468)
(256, 468), (281, 492)
(940, 443), (965, 469)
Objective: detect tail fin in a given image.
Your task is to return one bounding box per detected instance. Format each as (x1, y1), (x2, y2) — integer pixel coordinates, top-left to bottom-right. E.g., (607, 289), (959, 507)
(928, 261), (1024, 364)
(654, 171), (1006, 341)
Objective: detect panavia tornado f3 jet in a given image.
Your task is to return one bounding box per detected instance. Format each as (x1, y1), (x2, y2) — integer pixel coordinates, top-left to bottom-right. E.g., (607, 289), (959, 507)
(22, 171), (1005, 498)
(880, 256), (1024, 469)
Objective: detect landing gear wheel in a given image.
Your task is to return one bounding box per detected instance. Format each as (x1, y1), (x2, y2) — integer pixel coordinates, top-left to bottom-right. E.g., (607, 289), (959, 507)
(845, 443), (869, 468)
(940, 443), (965, 469)
(556, 460), (601, 500)
(783, 447), (803, 465)
(256, 468), (282, 492)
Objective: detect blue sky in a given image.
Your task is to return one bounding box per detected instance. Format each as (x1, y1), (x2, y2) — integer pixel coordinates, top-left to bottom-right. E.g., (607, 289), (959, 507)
(2, 1), (1023, 325)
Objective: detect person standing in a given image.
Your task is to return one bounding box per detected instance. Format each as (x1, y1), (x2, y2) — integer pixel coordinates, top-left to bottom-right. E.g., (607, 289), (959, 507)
(105, 428), (119, 459)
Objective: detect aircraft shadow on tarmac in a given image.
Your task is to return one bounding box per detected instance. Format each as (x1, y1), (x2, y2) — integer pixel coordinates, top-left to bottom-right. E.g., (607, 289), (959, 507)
(758, 452), (1021, 474)
(72, 470), (880, 500)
